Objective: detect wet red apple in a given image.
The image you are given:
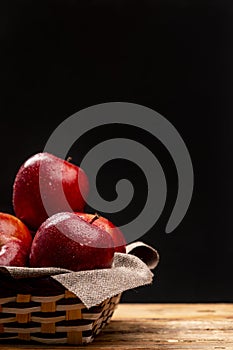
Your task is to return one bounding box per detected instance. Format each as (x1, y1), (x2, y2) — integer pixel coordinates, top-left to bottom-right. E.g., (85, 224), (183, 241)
(13, 152), (89, 231)
(75, 212), (126, 253)
(0, 213), (32, 266)
(29, 212), (115, 271)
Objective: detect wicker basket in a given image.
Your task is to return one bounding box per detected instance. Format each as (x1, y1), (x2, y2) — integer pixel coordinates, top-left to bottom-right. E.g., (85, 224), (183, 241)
(0, 242), (158, 345)
(0, 274), (121, 345)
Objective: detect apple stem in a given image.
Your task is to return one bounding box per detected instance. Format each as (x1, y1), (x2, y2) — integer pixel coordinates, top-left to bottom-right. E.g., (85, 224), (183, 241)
(90, 213), (100, 224)
(66, 156), (72, 162)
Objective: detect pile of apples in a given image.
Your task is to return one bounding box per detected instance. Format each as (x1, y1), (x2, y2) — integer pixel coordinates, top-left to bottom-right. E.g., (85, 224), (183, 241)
(0, 152), (127, 271)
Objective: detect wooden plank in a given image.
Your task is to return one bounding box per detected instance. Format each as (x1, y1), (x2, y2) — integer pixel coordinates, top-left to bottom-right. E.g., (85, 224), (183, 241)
(1, 304), (233, 349)
(112, 303), (233, 319)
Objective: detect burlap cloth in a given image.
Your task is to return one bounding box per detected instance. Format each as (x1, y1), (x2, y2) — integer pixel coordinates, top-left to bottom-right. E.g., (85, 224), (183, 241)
(0, 241), (159, 308)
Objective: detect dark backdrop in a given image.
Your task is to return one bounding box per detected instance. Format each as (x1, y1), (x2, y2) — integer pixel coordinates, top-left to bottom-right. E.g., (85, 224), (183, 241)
(1, 0), (233, 302)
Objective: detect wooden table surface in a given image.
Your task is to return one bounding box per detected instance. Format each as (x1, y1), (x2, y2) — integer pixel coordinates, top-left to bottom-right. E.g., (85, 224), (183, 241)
(2, 303), (233, 349)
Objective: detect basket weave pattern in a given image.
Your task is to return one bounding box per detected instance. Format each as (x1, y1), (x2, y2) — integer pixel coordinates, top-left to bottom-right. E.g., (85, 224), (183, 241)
(0, 242), (157, 344)
(0, 276), (121, 345)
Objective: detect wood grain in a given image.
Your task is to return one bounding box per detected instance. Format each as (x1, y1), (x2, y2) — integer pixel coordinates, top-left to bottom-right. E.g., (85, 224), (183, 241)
(1, 303), (233, 349)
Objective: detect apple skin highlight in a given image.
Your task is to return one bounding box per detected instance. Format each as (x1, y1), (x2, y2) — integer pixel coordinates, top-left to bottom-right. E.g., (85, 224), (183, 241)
(75, 212), (127, 253)
(29, 212), (115, 271)
(0, 213), (32, 267)
(13, 152), (89, 231)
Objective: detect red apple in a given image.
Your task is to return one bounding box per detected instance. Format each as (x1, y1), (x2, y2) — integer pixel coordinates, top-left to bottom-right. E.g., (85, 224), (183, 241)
(75, 213), (126, 253)
(29, 212), (115, 271)
(0, 212), (32, 266)
(13, 152), (89, 231)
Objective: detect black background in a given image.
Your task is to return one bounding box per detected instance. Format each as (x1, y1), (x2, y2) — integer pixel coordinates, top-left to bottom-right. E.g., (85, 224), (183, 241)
(1, 0), (233, 302)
